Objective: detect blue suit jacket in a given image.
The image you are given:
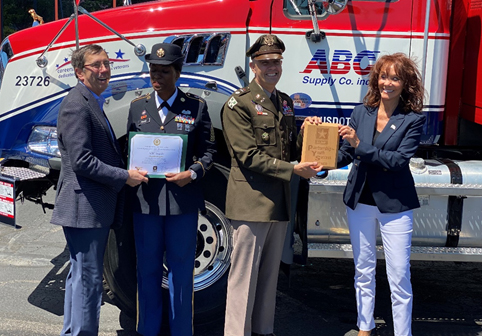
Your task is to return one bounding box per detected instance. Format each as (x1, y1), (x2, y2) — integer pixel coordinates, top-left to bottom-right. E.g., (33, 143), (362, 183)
(337, 104), (426, 213)
(51, 83), (129, 228)
(127, 89), (216, 216)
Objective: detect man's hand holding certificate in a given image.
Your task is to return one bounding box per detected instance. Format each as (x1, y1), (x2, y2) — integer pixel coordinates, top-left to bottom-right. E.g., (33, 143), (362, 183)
(128, 132), (188, 178)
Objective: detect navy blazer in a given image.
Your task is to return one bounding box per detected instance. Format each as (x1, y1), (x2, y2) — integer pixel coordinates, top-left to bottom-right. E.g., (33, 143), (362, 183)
(337, 104), (426, 213)
(51, 83), (129, 228)
(127, 89), (216, 216)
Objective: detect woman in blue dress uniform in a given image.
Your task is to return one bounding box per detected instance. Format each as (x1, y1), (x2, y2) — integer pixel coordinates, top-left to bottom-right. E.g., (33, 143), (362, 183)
(126, 43), (216, 336)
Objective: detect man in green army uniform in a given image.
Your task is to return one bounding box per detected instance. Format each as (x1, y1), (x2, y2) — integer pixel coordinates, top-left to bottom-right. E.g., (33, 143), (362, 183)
(222, 34), (322, 336)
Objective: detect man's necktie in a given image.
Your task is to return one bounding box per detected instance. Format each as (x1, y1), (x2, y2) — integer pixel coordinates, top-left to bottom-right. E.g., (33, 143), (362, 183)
(270, 93), (278, 111)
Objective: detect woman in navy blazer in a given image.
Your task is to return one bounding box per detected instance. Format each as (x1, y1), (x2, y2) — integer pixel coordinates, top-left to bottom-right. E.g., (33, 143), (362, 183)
(337, 53), (426, 336)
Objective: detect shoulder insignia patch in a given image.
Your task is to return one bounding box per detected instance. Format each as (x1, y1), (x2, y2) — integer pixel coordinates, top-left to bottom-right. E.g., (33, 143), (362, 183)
(228, 97), (238, 109)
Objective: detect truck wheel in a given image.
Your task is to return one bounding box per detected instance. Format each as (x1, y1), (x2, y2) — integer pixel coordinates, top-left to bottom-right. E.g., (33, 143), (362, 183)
(103, 201), (233, 323)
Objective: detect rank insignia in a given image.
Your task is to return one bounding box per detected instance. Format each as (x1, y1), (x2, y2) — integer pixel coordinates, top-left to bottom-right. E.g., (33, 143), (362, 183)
(228, 97), (238, 109)
(262, 132), (269, 141)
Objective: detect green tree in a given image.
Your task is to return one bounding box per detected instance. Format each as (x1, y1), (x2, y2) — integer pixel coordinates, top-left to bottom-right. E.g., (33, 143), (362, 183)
(2, 0), (124, 40)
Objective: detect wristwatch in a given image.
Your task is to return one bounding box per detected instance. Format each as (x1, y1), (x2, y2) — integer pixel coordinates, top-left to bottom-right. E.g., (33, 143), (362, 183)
(189, 169), (197, 181)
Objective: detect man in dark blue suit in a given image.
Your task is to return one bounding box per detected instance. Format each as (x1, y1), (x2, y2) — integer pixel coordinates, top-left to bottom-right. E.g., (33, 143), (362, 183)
(51, 44), (147, 336)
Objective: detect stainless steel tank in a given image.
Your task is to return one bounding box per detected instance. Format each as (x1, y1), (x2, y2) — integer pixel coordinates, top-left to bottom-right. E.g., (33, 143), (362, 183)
(307, 159), (482, 251)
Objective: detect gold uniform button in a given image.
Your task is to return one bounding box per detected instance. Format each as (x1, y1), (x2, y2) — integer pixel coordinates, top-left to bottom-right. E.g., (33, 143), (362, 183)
(357, 156), (361, 159)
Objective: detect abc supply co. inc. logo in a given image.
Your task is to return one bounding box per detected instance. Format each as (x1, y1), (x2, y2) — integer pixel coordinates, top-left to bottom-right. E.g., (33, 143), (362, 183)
(301, 49), (380, 87)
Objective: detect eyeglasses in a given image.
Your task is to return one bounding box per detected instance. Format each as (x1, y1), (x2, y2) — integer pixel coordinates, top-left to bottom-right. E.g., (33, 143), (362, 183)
(83, 61), (113, 70)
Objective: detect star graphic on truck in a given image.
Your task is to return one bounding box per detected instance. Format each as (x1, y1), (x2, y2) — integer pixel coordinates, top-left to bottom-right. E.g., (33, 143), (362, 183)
(115, 49), (125, 59)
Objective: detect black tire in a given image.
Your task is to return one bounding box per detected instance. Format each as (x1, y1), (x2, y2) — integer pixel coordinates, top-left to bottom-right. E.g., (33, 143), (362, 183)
(103, 200), (233, 324)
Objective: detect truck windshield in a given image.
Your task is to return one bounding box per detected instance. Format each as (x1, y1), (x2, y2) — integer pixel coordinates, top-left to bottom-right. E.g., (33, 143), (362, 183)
(0, 39), (14, 90)
(284, 0), (324, 16)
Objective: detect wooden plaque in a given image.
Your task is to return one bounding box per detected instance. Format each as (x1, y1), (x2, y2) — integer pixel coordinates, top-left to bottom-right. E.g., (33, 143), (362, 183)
(301, 123), (339, 169)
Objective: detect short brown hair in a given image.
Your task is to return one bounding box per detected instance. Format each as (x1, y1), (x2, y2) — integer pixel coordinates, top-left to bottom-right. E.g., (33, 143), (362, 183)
(363, 53), (425, 113)
(71, 44), (106, 78)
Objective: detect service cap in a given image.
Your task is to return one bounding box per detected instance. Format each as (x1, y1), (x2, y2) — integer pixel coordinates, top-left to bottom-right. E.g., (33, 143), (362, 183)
(145, 43), (184, 65)
(246, 34), (285, 60)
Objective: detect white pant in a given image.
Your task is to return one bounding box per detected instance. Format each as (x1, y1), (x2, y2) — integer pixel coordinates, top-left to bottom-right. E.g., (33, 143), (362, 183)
(347, 204), (413, 336)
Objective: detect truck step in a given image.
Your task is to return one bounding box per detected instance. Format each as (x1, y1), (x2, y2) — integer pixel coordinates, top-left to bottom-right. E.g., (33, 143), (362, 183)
(0, 167), (47, 181)
(308, 243), (482, 262)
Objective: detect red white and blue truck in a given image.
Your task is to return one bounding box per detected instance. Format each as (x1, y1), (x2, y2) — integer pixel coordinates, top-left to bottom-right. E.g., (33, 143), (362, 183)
(1, 0), (482, 320)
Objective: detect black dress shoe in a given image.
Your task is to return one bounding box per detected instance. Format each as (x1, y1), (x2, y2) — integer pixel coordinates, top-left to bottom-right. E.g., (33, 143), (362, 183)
(252, 333), (276, 336)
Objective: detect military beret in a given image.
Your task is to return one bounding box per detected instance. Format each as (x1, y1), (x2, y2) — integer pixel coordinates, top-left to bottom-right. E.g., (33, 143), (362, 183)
(246, 34), (285, 60)
(145, 43), (184, 65)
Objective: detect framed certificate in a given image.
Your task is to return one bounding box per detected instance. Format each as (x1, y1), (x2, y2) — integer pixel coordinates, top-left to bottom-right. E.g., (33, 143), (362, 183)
(128, 132), (188, 178)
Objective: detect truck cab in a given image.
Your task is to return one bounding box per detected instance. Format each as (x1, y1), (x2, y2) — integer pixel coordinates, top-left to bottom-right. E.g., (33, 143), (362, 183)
(1, 0), (482, 321)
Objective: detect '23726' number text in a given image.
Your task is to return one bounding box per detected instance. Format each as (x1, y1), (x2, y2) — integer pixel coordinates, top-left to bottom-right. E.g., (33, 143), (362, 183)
(15, 76), (51, 86)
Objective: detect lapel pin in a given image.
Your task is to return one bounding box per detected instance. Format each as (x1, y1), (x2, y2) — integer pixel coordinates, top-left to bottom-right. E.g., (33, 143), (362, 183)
(391, 124), (396, 130)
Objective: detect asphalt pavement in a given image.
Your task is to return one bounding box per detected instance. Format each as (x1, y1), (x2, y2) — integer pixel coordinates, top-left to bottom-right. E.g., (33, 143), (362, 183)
(1, 187), (482, 335)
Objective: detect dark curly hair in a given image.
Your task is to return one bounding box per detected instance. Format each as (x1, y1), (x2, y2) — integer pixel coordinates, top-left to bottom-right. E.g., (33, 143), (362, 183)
(363, 53), (425, 113)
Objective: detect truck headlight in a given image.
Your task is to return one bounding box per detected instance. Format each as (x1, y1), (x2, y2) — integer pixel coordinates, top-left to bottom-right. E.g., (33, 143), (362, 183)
(27, 126), (60, 157)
